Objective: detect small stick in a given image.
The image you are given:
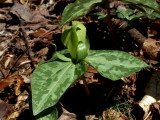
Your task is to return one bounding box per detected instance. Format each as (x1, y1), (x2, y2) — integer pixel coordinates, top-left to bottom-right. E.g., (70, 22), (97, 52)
(118, 21), (146, 47)
(95, 6), (160, 59)
(19, 19), (35, 68)
(82, 77), (91, 96)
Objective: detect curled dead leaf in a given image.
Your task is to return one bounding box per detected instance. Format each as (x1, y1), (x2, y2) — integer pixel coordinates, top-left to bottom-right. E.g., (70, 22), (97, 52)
(58, 107), (77, 120)
(0, 75), (24, 95)
(14, 75), (24, 96)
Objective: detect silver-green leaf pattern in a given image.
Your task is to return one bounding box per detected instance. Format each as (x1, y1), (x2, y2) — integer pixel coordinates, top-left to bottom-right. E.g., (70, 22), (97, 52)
(85, 50), (148, 80)
(31, 61), (87, 116)
(121, 0), (160, 19)
(60, 0), (102, 27)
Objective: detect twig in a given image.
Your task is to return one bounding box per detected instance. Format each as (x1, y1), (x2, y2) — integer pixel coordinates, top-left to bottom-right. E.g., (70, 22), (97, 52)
(6, 52), (25, 78)
(118, 20), (160, 59)
(19, 19), (35, 68)
(118, 21), (146, 47)
(95, 6), (160, 59)
(82, 77), (91, 96)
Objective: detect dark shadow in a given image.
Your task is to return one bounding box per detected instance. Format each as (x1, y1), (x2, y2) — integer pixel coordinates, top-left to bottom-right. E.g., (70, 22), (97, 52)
(60, 75), (124, 119)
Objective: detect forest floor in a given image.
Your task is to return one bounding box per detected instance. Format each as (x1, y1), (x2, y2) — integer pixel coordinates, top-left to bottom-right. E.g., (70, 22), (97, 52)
(0, 0), (160, 120)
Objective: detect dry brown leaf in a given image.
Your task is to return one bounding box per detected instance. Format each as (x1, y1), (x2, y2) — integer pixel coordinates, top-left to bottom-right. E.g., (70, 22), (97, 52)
(6, 111), (20, 120)
(0, 14), (7, 21)
(15, 91), (29, 109)
(0, 100), (14, 120)
(21, 75), (30, 83)
(4, 55), (13, 69)
(58, 107), (77, 120)
(29, 29), (53, 39)
(141, 38), (160, 60)
(0, 75), (24, 95)
(0, 0), (13, 4)
(0, 23), (6, 31)
(10, 2), (32, 22)
(14, 76), (24, 96)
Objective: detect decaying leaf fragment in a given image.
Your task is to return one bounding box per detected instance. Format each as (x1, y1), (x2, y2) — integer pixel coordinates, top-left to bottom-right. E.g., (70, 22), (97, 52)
(0, 100), (14, 120)
(0, 0), (13, 4)
(139, 70), (160, 119)
(141, 38), (160, 60)
(10, 1), (32, 22)
(0, 75), (24, 95)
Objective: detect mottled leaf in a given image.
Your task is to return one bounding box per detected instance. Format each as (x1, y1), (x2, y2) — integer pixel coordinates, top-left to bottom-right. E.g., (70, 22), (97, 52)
(60, 0), (102, 27)
(31, 61), (87, 115)
(116, 8), (145, 21)
(36, 107), (58, 120)
(121, 0), (160, 19)
(85, 50), (148, 80)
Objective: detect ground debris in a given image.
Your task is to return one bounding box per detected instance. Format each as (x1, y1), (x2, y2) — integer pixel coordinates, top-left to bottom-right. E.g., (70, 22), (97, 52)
(0, 0), (160, 119)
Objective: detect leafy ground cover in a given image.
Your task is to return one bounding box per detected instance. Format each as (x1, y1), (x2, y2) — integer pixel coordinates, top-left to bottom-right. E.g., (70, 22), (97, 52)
(0, 0), (160, 120)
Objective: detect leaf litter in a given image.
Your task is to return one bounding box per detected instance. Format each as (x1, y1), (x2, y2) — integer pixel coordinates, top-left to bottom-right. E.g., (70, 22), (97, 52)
(0, 0), (160, 119)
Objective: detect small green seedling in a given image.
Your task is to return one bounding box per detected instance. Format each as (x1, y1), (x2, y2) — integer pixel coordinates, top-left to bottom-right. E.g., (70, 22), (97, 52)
(30, 21), (148, 120)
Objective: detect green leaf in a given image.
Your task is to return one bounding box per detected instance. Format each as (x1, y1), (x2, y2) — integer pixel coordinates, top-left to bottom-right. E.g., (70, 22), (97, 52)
(31, 61), (87, 115)
(85, 50), (148, 80)
(60, 0), (102, 27)
(55, 52), (71, 62)
(121, 0), (160, 19)
(39, 49), (71, 65)
(91, 12), (108, 19)
(61, 21), (90, 62)
(116, 8), (145, 20)
(35, 107), (58, 120)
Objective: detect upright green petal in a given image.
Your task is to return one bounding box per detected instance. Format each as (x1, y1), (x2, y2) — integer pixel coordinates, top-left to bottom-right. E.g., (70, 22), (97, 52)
(61, 21), (90, 62)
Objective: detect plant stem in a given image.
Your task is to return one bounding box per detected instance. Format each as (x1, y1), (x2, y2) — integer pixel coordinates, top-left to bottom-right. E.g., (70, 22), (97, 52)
(106, 1), (115, 45)
(82, 78), (91, 96)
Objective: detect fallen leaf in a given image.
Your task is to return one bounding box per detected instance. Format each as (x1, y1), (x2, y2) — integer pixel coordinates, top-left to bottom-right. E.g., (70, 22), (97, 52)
(0, 75), (24, 95)
(6, 111), (20, 120)
(14, 76), (24, 96)
(0, 100), (14, 120)
(142, 38), (160, 60)
(4, 55), (13, 69)
(58, 107), (77, 120)
(0, 0), (13, 4)
(21, 75), (30, 83)
(15, 91), (29, 109)
(10, 2), (32, 22)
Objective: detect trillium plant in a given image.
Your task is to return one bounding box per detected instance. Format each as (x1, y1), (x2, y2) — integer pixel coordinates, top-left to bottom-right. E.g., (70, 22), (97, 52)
(30, 21), (148, 120)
